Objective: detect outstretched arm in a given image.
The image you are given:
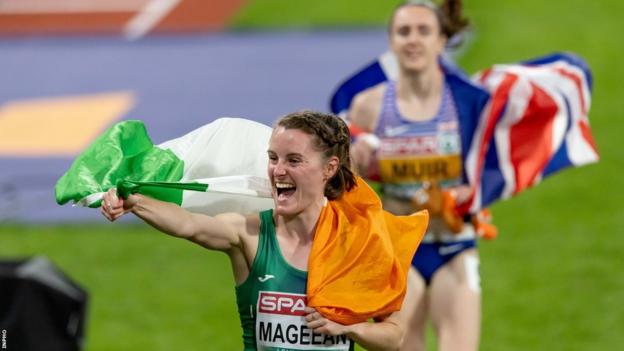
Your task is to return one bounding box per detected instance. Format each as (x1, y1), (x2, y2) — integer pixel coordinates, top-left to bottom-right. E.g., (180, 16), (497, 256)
(305, 308), (404, 351)
(101, 189), (244, 251)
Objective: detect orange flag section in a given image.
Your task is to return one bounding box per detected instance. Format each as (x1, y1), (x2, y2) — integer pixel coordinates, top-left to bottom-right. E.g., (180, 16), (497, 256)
(307, 177), (428, 325)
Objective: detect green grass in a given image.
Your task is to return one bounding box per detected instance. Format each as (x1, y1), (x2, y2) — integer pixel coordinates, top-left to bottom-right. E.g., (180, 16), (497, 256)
(231, 0), (403, 29)
(460, 2), (624, 349)
(3, 0), (623, 350)
(0, 224), (243, 350)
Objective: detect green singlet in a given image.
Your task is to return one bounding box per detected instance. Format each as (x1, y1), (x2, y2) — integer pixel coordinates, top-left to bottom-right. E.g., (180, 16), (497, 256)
(235, 209), (354, 351)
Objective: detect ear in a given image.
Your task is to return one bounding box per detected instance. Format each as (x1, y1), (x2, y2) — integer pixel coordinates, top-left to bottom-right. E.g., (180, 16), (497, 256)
(324, 156), (340, 181)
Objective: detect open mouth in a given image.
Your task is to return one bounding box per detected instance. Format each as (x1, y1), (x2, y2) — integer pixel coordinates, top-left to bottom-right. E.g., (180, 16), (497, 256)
(403, 48), (423, 59)
(405, 51), (422, 59)
(275, 182), (296, 199)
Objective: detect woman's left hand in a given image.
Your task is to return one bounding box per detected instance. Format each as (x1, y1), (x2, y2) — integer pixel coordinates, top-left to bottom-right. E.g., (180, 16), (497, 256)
(304, 307), (348, 336)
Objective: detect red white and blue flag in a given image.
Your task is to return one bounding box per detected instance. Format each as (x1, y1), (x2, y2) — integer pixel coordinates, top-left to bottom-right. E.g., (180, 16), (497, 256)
(330, 52), (599, 213)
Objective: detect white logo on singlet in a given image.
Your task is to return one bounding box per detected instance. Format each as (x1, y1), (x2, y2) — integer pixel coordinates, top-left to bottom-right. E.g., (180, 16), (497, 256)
(258, 274), (275, 283)
(384, 124), (411, 137)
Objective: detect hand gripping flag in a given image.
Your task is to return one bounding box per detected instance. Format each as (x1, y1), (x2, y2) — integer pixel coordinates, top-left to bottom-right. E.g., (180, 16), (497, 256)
(330, 52), (599, 213)
(56, 117), (428, 324)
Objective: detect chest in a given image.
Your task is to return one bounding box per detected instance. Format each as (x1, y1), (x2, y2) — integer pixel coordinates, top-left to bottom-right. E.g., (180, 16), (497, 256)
(395, 95), (442, 122)
(276, 236), (311, 271)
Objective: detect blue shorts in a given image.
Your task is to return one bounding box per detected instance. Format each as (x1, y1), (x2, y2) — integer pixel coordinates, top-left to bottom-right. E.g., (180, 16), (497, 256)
(412, 239), (476, 285)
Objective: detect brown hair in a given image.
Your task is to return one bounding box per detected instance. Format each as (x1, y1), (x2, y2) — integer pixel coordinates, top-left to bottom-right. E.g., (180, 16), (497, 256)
(389, 0), (470, 46)
(276, 110), (356, 200)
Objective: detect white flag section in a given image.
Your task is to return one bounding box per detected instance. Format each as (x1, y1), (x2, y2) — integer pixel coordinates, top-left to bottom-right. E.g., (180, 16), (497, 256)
(157, 118), (274, 215)
(180, 175), (273, 215)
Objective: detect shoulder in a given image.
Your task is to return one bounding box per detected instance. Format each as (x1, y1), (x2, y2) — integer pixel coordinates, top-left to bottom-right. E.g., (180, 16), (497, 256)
(348, 83), (386, 132)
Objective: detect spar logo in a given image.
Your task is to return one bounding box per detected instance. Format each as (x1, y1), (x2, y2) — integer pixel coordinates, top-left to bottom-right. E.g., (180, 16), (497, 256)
(256, 291), (351, 348)
(379, 135), (438, 156)
(258, 291), (306, 316)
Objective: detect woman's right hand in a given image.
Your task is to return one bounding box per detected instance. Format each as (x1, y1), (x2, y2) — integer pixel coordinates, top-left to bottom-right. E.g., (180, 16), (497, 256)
(351, 137), (376, 176)
(100, 188), (138, 222)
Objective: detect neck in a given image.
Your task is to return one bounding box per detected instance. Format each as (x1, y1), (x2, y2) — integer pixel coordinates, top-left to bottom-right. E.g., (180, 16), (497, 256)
(275, 198), (326, 244)
(397, 64), (443, 99)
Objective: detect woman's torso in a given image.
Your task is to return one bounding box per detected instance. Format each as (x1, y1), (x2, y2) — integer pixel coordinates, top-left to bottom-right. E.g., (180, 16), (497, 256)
(235, 209), (354, 351)
(374, 79), (475, 241)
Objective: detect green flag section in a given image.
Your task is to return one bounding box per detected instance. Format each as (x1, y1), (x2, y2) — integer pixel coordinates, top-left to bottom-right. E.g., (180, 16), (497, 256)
(56, 118), (275, 215)
(116, 180), (208, 200)
(113, 176), (272, 204)
(55, 120), (185, 207)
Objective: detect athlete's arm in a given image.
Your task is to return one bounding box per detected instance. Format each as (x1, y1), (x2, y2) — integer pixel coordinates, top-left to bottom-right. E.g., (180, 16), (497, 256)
(349, 87), (382, 132)
(101, 189), (243, 251)
(305, 308), (404, 351)
(348, 86), (383, 176)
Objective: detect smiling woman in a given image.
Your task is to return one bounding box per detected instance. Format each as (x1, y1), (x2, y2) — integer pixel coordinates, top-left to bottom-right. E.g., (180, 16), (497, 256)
(99, 110), (428, 351)
(269, 112), (356, 220)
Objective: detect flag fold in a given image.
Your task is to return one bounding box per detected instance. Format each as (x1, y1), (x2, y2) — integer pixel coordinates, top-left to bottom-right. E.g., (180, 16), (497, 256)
(308, 177), (428, 325)
(55, 120), (185, 207)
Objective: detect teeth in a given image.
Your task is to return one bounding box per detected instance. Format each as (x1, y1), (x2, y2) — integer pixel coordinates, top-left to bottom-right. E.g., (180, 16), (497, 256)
(275, 183), (295, 189)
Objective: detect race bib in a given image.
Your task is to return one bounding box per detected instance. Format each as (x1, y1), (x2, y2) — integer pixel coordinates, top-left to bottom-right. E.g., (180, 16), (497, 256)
(256, 291), (351, 351)
(378, 154), (462, 183)
(378, 133), (462, 184)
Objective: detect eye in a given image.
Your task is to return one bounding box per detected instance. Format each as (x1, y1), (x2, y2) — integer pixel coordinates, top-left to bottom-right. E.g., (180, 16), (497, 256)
(397, 25), (410, 37)
(418, 25), (432, 36)
(268, 153), (277, 163)
(288, 157), (302, 165)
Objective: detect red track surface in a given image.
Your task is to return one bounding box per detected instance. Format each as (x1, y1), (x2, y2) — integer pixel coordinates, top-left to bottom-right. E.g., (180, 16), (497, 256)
(0, 0), (245, 36)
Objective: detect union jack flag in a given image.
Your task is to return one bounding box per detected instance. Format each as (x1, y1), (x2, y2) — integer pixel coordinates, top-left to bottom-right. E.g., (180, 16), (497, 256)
(330, 52), (599, 213)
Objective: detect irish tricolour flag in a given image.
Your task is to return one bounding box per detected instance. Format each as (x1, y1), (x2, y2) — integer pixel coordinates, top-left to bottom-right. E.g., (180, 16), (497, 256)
(56, 117), (429, 324)
(55, 118), (275, 215)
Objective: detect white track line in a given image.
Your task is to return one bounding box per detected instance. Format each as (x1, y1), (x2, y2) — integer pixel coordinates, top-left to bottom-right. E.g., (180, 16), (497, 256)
(123, 0), (181, 40)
